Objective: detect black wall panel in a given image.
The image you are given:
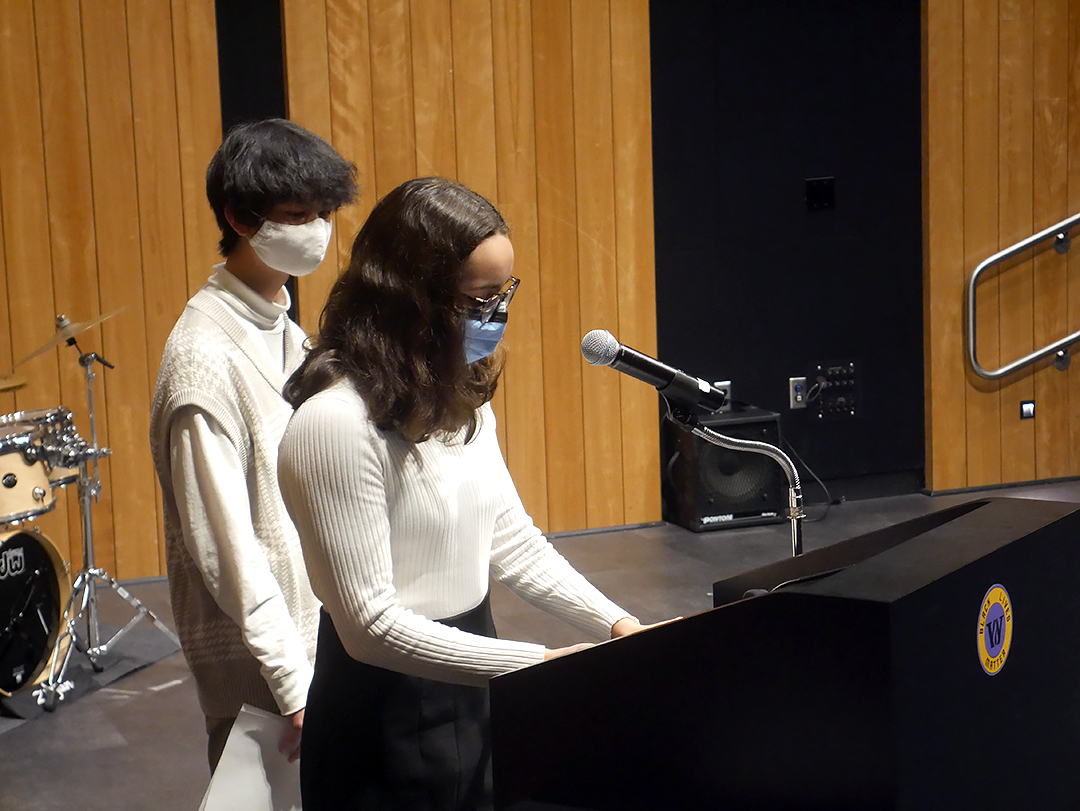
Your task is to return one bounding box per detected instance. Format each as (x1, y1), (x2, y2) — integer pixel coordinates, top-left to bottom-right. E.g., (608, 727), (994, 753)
(651, 0), (924, 488)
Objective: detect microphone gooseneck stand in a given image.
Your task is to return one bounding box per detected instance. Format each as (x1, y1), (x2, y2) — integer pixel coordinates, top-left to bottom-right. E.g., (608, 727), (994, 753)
(579, 328), (804, 556)
(666, 402), (805, 557)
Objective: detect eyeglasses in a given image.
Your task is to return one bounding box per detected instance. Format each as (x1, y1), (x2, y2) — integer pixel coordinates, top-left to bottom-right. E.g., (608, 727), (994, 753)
(462, 276), (519, 324)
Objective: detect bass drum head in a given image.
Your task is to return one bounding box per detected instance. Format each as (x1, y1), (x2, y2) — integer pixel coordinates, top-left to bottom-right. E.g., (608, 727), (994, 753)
(0, 530), (70, 695)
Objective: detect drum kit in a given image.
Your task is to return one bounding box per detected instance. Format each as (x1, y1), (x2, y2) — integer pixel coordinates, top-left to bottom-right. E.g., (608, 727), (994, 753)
(0, 312), (178, 713)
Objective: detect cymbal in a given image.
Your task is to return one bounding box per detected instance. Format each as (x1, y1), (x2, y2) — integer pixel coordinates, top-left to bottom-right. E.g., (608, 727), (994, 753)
(0, 374), (26, 392)
(13, 308), (125, 368)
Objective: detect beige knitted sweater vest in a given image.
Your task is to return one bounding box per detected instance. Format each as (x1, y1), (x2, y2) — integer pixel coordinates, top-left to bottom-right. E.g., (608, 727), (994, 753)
(150, 289), (319, 718)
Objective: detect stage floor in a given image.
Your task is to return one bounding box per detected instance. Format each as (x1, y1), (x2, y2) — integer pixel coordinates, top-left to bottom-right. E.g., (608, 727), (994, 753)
(2, 479), (1078, 810)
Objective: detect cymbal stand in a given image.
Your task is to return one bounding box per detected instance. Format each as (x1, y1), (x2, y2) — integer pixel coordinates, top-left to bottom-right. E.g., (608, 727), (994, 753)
(37, 330), (179, 712)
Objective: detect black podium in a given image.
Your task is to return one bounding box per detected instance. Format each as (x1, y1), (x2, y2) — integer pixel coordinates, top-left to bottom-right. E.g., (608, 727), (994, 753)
(490, 497), (1080, 810)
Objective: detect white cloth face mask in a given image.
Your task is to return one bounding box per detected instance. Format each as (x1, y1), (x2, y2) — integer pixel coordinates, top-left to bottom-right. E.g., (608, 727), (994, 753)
(248, 217), (333, 276)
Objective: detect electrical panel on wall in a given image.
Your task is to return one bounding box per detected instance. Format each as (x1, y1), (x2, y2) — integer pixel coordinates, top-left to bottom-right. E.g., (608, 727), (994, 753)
(806, 360), (860, 421)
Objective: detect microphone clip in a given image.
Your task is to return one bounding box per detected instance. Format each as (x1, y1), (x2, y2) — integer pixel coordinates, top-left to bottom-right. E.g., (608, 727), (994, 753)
(664, 401), (701, 433)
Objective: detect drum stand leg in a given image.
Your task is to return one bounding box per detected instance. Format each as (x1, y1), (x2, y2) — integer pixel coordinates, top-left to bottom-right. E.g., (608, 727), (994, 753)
(35, 353), (179, 712)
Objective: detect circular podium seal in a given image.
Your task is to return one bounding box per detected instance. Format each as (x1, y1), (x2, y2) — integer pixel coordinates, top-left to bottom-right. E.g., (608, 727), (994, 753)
(977, 584), (1013, 676)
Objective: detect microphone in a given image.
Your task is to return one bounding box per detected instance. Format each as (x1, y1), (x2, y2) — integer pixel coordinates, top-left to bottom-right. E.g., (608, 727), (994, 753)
(580, 329), (727, 414)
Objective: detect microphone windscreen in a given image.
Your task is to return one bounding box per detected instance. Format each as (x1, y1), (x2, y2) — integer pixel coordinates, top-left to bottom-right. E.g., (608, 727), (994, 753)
(581, 329), (619, 366)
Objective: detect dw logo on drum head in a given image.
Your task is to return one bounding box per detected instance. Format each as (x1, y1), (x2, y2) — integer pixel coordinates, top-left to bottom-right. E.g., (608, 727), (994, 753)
(0, 545), (25, 579)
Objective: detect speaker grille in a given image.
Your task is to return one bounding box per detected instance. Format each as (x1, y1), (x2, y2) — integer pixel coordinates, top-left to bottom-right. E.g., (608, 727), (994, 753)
(661, 407), (786, 531)
(700, 444), (779, 506)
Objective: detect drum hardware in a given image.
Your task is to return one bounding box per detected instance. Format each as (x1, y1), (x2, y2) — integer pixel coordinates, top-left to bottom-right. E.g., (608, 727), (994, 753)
(10, 314), (180, 712)
(0, 415), (61, 525)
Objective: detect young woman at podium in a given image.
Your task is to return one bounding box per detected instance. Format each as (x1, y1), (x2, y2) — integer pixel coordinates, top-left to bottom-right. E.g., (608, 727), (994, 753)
(278, 177), (649, 811)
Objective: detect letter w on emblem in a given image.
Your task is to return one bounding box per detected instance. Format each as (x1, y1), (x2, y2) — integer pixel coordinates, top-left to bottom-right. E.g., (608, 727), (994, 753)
(985, 617), (1004, 648)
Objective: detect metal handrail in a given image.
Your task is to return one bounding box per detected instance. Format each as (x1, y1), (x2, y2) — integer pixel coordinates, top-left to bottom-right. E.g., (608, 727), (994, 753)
(966, 211), (1080, 380)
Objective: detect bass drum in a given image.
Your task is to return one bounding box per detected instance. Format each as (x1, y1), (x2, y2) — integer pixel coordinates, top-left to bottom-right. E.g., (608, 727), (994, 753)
(0, 529), (71, 698)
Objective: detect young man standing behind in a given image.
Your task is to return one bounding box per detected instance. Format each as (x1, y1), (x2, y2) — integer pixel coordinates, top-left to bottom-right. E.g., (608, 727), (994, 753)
(150, 118), (358, 771)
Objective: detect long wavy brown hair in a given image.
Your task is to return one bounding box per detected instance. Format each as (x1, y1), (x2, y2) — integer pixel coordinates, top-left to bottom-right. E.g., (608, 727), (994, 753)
(284, 177), (509, 443)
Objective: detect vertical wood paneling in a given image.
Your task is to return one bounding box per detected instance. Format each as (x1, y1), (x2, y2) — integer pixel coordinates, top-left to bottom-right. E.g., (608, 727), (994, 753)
(962, 0), (1002, 487)
(492, 0), (549, 528)
(83, 0), (159, 579)
(283, 0), (657, 532)
(924, 0), (968, 492)
(0, 195), (12, 419)
(997, 1), (1035, 482)
(0, 2), (70, 563)
(449, 0), (505, 446)
(172, 0), (223, 299)
(1032, 0), (1070, 479)
(0, 0), (219, 579)
(35, 1), (97, 570)
(451, 0), (499, 203)
(369, 0), (417, 197)
(610, 0), (660, 523)
(1068, 0), (1080, 469)
(411, 0), (457, 179)
(168, 0), (221, 574)
(533, 0), (588, 531)
(926, 0), (1080, 492)
(571, 0), (623, 528)
(282, 0), (343, 332)
(325, 0), (377, 253)
(326, 0), (378, 248)
(124, 0), (191, 578)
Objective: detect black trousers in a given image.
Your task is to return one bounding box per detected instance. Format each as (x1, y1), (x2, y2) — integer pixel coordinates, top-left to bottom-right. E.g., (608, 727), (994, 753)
(301, 597), (496, 811)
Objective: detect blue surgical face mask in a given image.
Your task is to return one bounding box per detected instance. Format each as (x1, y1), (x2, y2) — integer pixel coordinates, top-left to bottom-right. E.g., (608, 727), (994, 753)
(463, 318), (506, 363)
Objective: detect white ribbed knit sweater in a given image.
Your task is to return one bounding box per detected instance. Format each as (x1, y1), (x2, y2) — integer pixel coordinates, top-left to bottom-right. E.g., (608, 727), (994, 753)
(278, 380), (629, 686)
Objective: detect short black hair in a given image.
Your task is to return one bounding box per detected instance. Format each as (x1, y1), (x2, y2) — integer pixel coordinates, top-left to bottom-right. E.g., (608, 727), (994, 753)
(206, 118), (359, 256)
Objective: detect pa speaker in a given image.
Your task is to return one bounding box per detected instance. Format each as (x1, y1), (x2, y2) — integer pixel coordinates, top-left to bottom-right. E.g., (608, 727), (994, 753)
(661, 405), (786, 532)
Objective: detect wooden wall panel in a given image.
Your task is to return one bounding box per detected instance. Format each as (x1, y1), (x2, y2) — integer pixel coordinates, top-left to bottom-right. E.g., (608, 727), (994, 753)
(83, 0), (168, 580)
(451, 0), (499, 203)
(532, 0), (588, 531)
(1032, 0), (1070, 479)
(0, 0), (220, 579)
(492, 0), (549, 527)
(571, 0), (624, 528)
(282, 0), (659, 533)
(123, 0), (189, 579)
(961, 0), (1002, 487)
(36, 1), (97, 570)
(449, 0), (507, 446)
(282, 0), (343, 332)
(172, 0), (224, 300)
(370, 0), (418, 197)
(1068, 0), (1080, 470)
(926, 0), (1080, 491)
(326, 0), (378, 245)
(169, 0), (222, 573)
(610, 0), (661, 523)
(412, 0), (457, 179)
(923, 0), (968, 493)
(0, 2), (70, 564)
(997, 1), (1036, 483)
(0, 194), (11, 419)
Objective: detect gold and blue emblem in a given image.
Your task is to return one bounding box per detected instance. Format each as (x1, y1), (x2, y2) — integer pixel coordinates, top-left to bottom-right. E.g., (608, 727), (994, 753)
(976, 584), (1012, 676)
